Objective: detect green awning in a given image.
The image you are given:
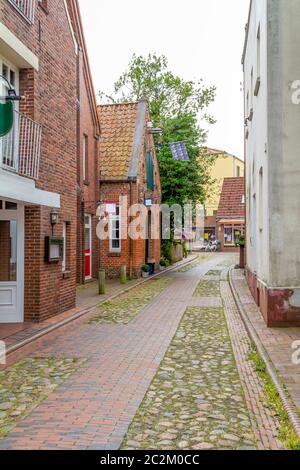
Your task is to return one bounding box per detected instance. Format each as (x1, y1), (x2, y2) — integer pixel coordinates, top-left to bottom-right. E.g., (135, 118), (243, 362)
(0, 101), (13, 137)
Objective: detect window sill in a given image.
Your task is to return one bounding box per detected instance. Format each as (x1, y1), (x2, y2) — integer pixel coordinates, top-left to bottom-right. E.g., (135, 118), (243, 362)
(84, 180), (90, 186)
(108, 252), (121, 257)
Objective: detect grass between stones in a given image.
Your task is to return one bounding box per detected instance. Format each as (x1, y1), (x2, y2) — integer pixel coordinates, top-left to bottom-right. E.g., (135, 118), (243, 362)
(176, 254), (212, 273)
(121, 306), (256, 450)
(89, 277), (172, 325)
(248, 349), (300, 451)
(206, 270), (222, 277)
(0, 357), (85, 439)
(193, 280), (220, 297)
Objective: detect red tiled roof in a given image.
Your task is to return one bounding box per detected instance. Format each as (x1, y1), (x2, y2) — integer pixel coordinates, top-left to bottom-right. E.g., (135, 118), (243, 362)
(217, 177), (245, 219)
(98, 102), (139, 180)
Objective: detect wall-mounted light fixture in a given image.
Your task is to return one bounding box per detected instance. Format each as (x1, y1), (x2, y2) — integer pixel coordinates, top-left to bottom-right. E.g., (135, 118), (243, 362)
(50, 208), (59, 226)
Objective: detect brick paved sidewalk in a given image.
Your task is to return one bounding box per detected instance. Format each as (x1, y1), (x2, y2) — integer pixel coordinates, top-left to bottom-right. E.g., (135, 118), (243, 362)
(0, 254), (285, 450)
(231, 269), (300, 415)
(0, 255), (224, 450)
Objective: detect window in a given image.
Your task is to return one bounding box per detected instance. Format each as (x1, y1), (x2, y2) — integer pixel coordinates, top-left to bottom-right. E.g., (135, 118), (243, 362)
(7, 0), (35, 24)
(146, 151), (154, 191)
(109, 205), (121, 253)
(224, 226), (243, 246)
(82, 135), (88, 183)
(257, 25), (261, 78)
(259, 167), (263, 232)
(236, 165), (241, 177)
(62, 222), (67, 272)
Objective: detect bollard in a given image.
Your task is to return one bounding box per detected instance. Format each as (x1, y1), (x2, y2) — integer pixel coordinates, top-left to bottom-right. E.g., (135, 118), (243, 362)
(98, 269), (106, 295)
(120, 265), (127, 285)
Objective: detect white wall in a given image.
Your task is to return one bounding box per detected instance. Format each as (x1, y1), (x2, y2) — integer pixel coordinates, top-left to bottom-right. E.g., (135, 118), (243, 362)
(243, 0), (269, 284)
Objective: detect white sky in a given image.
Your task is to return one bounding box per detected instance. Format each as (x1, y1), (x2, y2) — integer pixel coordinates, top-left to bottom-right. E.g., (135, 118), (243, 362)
(78, 0), (250, 158)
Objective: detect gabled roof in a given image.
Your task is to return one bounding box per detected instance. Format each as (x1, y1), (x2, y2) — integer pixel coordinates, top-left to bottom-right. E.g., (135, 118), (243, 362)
(217, 177), (245, 219)
(98, 100), (148, 181)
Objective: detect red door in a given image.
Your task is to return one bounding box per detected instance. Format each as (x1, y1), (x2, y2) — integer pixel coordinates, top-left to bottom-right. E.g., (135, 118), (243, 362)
(85, 214), (92, 279)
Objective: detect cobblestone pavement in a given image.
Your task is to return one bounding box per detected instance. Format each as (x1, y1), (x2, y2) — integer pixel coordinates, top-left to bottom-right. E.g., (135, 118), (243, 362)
(0, 253), (284, 449)
(121, 257), (283, 450)
(89, 278), (171, 325)
(0, 357), (84, 438)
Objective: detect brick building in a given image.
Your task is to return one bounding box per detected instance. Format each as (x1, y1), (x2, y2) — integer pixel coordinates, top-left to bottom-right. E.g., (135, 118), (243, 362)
(216, 177), (245, 252)
(98, 100), (161, 278)
(66, 0), (101, 285)
(0, 0), (98, 323)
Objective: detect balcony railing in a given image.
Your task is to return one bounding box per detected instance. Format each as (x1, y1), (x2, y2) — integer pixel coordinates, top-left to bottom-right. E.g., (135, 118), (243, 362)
(7, 0), (35, 24)
(0, 110), (42, 180)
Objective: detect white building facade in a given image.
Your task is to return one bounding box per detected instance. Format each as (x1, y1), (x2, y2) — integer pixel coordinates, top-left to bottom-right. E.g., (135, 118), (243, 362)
(242, 0), (300, 327)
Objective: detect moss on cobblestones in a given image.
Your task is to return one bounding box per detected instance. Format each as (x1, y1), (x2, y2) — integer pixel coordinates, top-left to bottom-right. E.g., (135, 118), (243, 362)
(89, 278), (172, 325)
(0, 357), (84, 439)
(248, 349), (300, 451)
(121, 306), (256, 450)
(193, 280), (220, 297)
(206, 270), (222, 277)
(176, 255), (211, 273)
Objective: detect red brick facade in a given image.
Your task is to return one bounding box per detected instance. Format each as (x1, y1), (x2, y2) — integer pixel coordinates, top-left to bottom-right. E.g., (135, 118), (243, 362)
(98, 102), (161, 279)
(0, 0), (98, 321)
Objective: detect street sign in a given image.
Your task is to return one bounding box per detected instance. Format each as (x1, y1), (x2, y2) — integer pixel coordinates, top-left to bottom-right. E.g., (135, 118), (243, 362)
(0, 100), (13, 137)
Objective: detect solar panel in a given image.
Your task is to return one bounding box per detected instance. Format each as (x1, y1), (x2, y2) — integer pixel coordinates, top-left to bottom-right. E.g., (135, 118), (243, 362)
(169, 141), (190, 161)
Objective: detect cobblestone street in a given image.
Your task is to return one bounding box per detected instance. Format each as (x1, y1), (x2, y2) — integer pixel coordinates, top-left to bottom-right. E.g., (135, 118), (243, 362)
(0, 254), (284, 449)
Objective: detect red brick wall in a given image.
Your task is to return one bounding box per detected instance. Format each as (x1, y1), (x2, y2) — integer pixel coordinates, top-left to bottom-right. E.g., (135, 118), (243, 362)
(99, 108), (161, 279)
(1, 0), (78, 321)
(76, 48), (99, 284)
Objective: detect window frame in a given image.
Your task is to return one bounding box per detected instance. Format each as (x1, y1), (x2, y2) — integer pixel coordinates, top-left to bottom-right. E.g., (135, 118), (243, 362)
(109, 205), (121, 254)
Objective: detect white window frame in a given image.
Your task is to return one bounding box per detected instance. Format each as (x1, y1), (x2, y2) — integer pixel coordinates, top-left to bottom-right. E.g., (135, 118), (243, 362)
(109, 206), (121, 253)
(62, 222), (67, 272)
(83, 134), (88, 182)
(224, 225), (243, 247)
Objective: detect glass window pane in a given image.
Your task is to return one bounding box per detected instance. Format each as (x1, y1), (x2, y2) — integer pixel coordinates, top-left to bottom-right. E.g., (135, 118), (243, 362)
(0, 220), (17, 281)
(85, 227), (90, 250)
(224, 227), (233, 245)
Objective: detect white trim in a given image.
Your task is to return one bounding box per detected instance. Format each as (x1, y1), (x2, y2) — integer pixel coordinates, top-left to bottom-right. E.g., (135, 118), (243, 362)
(0, 22), (39, 71)
(62, 222), (67, 272)
(109, 211), (121, 254)
(0, 202), (24, 323)
(0, 169), (60, 208)
(63, 0), (79, 55)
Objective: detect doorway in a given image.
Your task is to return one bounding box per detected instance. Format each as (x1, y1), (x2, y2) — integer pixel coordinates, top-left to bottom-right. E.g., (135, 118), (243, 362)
(0, 200), (24, 323)
(85, 214), (92, 280)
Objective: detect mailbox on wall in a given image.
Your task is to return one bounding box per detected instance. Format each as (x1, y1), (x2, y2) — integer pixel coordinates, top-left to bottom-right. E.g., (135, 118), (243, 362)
(45, 237), (64, 263)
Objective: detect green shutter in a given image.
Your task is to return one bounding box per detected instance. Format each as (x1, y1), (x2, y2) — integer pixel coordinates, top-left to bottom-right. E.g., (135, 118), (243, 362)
(146, 151), (154, 191)
(0, 101), (14, 137)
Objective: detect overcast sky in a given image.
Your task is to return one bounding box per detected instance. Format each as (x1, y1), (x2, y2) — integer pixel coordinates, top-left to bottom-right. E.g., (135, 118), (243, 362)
(78, 0), (250, 158)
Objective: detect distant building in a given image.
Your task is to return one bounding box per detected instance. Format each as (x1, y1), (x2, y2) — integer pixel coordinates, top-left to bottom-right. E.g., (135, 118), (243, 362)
(201, 148), (244, 242)
(216, 177), (245, 252)
(98, 100), (161, 278)
(242, 0), (300, 326)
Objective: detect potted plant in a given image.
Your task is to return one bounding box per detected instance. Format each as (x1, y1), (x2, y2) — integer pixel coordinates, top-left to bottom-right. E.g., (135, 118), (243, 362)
(141, 264), (150, 278)
(159, 258), (167, 271)
(236, 235), (246, 269)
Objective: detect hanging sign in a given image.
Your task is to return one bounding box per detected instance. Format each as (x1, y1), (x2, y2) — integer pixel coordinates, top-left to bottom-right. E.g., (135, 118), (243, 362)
(0, 100), (13, 137)
(170, 141), (190, 161)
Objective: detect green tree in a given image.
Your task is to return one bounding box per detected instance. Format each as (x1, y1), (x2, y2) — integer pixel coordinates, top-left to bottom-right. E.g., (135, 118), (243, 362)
(100, 53), (217, 207)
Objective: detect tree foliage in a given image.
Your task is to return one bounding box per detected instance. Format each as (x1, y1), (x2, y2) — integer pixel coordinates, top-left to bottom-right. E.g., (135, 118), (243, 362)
(99, 53), (217, 206)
